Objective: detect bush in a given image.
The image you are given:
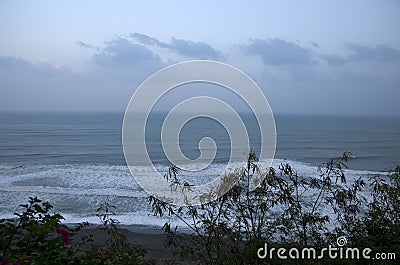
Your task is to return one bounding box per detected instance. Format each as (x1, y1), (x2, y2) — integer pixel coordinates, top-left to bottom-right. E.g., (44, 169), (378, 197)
(0, 197), (153, 265)
(149, 152), (399, 264)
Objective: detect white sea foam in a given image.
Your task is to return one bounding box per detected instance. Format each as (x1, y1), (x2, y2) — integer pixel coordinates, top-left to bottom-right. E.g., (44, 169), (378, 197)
(0, 160), (389, 225)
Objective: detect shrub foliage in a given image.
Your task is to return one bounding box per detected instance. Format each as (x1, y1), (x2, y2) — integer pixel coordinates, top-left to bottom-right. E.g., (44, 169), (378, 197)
(149, 152), (399, 264)
(0, 197), (152, 265)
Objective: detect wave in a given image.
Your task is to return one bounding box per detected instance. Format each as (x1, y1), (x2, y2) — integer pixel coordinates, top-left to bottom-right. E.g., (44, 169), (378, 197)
(0, 160), (388, 225)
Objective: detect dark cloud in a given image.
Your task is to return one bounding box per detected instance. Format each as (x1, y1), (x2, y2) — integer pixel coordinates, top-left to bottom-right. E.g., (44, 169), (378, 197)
(92, 37), (163, 68)
(130, 32), (222, 60)
(324, 43), (400, 65)
(77, 41), (93, 48)
(242, 38), (313, 65)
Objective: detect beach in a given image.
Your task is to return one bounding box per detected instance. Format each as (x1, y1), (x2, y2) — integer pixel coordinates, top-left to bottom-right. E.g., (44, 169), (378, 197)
(72, 224), (193, 264)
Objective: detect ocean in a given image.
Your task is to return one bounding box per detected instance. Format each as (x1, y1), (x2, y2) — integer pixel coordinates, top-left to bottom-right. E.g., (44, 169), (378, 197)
(0, 112), (399, 226)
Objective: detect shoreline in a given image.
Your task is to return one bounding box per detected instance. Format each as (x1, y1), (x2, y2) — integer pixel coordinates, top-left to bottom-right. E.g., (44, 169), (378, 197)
(66, 223), (167, 234)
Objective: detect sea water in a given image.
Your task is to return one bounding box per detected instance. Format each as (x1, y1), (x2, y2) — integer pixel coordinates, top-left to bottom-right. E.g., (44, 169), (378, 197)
(0, 112), (399, 226)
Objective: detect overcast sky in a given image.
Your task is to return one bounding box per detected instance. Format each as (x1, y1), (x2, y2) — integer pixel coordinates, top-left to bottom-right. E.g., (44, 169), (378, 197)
(0, 0), (399, 116)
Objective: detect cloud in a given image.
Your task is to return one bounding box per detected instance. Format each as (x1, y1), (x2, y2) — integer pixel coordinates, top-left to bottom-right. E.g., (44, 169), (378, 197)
(0, 55), (30, 68)
(322, 54), (346, 65)
(0, 55), (74, 77)
(168, 37), (221, 60)
(347, 43), (400, 61)
(0, 56), (86, 111)
(77, 41), (93, 48)
(92, 37), (163, 69)
(241, 38), (313, 65)
(0, 54), (145, 111)
(130, 33), (169, 48)
(324, 43), (400, 65)
(311, 41), (320, 48)
(1, 35), (399, 116)
(130, 32), (222, 60)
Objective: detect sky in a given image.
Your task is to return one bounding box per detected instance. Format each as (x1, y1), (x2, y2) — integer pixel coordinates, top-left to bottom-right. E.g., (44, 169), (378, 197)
(0, 0), (399, 116)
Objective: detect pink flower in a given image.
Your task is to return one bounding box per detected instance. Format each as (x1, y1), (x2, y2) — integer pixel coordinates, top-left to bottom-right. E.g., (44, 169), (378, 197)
(103, 249), (111, 259)
(0, 259), (8, 265)
(13, 261), (20, 265)
(55, 227), (71, 244)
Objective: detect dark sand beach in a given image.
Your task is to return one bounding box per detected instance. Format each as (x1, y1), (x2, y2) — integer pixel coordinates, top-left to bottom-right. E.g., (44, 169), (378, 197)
(72, 224), (194, 264)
